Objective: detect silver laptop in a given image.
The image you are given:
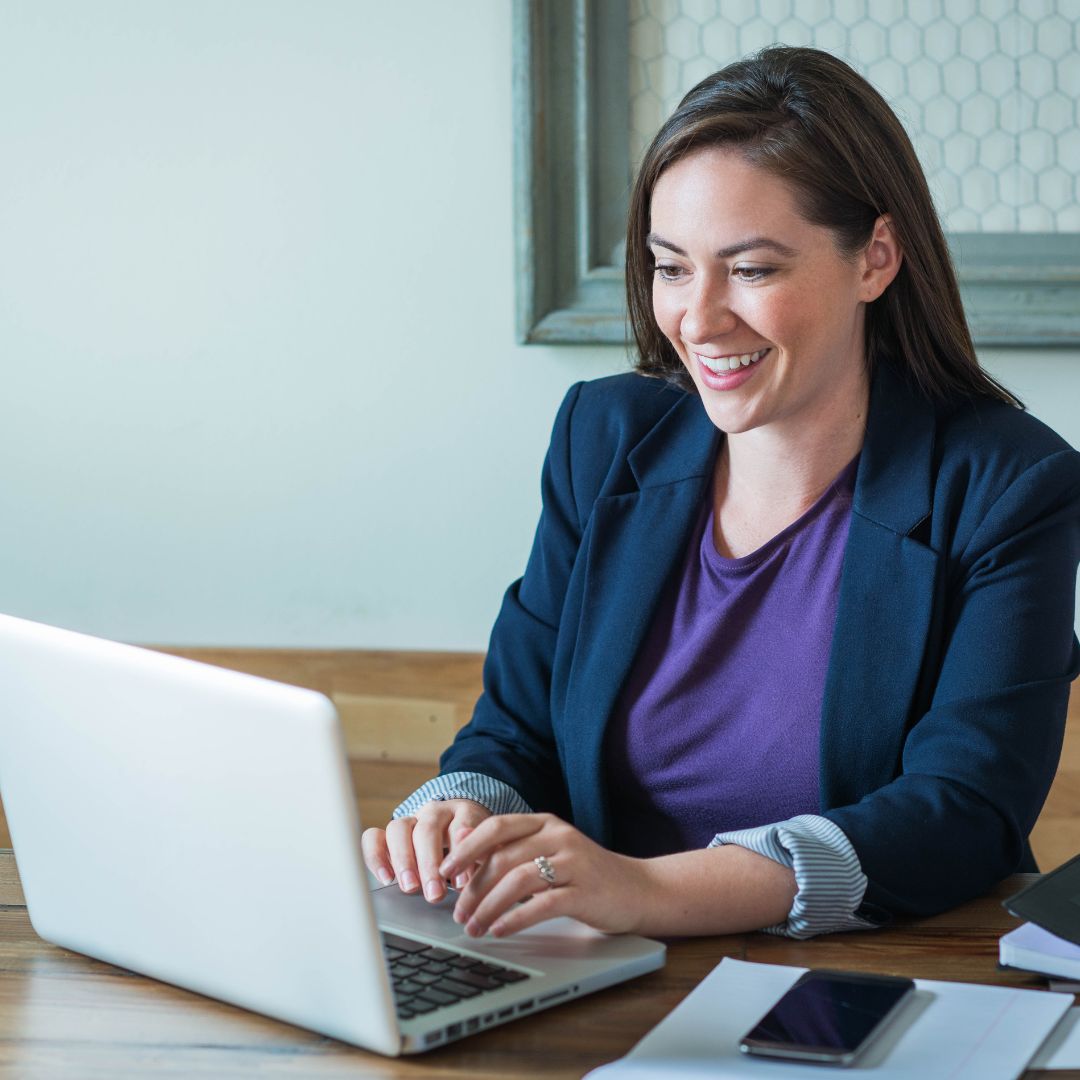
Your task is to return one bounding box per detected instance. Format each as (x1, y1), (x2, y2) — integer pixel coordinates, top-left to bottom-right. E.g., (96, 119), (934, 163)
(0, 613), (664, 1055)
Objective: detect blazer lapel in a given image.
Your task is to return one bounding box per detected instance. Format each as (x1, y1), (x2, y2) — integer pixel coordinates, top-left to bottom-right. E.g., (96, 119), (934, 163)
(561, 393), (719, 845)
(560, 365), (941, 837)
(819, 363), (940, 809)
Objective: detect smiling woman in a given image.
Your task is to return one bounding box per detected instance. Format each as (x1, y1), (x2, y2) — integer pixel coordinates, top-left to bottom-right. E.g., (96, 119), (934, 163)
(362, 47), (1080, 942)
(646, 149), (901, 557)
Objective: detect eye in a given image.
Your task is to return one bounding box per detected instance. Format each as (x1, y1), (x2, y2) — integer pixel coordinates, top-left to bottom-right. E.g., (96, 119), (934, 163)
(732, 265), (775, 282)
(653, 263), (686, 282)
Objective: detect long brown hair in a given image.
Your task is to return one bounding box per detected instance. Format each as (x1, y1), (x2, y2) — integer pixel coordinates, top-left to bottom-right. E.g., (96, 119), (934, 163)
(626, 46), (1020, 407)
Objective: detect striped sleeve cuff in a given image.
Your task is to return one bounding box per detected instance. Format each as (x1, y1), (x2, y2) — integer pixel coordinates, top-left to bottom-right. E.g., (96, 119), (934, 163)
(392, 771), (533, 820)
(709, 814), (877, 939)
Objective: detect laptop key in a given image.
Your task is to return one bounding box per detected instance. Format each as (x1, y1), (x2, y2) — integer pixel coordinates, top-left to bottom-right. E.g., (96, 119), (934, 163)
(413, 971), (441, 985)
(470, 961), (508, 977)
(420, 946), (457, 962)
(396, 979), (425, 996)
(381, 932), (428, 954)
(421, 960), (451, 975)
(448, 956), (479, 970)
(408, 997), (439, 1015)
(447, 969), (502, 992)
(390, 962), (415, 979)
(435, 976), (482, 999)
(492, 969), (530, 984)
(396, 1005), (415, 1019)
(398, 953), (428, 969)
(416, 987), (461, 1007)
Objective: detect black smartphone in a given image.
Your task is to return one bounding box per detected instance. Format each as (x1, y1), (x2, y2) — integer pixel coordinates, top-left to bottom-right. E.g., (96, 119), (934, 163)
(739, 970), (916, 1066)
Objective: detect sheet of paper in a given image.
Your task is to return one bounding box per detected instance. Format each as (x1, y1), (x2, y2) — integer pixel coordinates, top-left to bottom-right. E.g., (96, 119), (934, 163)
(585, 958), (1071, 1080)
(1030, 1007), (1080, 1070)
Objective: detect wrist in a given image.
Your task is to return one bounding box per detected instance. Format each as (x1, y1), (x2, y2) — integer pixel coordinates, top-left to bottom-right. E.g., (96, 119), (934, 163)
(621, 846), (798, 937)
(623, 854), (670, 936)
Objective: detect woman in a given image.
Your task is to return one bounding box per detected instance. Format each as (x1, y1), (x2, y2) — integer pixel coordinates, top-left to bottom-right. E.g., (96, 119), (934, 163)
(362, 47), (1080, 939)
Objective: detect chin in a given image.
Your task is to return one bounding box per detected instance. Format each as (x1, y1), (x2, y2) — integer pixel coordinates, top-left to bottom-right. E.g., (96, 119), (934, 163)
(697, 402), (760, 436)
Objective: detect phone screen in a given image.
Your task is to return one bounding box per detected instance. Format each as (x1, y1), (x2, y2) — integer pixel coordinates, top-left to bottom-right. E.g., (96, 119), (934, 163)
(740, 971), (915, 1063)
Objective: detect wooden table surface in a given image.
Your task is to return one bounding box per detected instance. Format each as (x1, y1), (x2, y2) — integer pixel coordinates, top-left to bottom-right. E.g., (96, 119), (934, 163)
(0, 852), (1071, 1079)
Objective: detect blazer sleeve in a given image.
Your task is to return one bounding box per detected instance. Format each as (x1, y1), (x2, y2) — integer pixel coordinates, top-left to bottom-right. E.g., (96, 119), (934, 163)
(435, 383), (587, 819)
(826, 447), (1080, 919)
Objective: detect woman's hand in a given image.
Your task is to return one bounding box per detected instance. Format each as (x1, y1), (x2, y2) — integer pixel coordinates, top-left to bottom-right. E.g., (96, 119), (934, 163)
(361, 799), (491, 904)
(437, 812), (654, 938)
(367, 807), (798, 938)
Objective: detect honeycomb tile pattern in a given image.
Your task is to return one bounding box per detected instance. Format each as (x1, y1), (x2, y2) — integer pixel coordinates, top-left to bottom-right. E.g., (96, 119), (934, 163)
(629, 0), (1080, 231)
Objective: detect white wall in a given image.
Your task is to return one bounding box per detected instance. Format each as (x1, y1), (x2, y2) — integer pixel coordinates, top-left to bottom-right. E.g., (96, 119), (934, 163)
(1, 3), (1077, 650)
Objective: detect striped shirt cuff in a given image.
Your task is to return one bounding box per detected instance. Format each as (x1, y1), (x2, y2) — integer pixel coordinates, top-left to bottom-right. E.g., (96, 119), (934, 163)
(392, 771), (533, 820)
(710, 814), (876, 939)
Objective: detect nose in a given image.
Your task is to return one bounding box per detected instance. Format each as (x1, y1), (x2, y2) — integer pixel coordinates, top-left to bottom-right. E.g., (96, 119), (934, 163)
(680, 277), (738, 345)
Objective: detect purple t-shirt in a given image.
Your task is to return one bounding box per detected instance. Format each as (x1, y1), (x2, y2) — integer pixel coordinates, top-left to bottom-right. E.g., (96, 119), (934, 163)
(605, 456), (858, 858)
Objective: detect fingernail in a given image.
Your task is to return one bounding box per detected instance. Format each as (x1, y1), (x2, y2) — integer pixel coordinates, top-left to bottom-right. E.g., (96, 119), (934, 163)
(400, 870), (419, 892)
(454, 872), (468, 890)
(439, 859), (455, 877)
(376, 867), (394, 886)
(424, 879), (443, 902)
(490, 921), (506, 937)
(466, 918), (483, 937)
(452, 903), (466, 924)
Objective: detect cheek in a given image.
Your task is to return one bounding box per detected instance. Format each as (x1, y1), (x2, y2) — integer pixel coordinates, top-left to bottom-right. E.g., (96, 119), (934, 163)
(651, 285), (683, 351)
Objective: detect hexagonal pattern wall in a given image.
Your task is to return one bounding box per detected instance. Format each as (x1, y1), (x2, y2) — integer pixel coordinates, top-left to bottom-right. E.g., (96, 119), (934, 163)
(630, 0), (1080, 231)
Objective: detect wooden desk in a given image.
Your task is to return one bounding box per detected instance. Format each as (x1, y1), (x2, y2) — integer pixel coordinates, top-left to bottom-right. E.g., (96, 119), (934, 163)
(0, 856), (1069, 1079)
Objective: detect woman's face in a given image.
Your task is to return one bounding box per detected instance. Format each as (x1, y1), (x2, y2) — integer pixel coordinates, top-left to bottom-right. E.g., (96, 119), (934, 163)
(649, 147), (895, 439)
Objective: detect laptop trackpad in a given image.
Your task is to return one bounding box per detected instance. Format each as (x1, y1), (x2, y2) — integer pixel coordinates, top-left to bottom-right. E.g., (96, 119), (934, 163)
(372, 885), (612, 963)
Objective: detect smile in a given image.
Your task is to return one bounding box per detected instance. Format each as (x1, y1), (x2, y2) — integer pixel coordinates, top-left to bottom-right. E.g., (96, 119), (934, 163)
(696, 348), (770, 373)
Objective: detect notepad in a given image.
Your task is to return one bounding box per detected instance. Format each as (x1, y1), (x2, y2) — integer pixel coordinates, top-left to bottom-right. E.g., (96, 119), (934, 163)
(1000, 921), (1080, 980)
(585, 958), (1071, 1080)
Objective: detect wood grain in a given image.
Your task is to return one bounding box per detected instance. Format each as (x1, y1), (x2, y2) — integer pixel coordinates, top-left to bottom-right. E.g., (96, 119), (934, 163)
(1033, 677), (1080, 871)
(0, 856), (1068, 1078)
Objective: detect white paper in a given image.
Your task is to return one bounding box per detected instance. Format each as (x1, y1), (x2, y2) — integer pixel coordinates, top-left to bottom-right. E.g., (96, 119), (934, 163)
(585, 958), (1071, 1080)
(1002, 921), (1080, 965)
(1030, 1007), (1080, 1070)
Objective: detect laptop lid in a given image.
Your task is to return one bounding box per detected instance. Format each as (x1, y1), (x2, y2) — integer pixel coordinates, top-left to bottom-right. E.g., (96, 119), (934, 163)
(0, 613), (401, 1055)
(0, 613), (665, 1055)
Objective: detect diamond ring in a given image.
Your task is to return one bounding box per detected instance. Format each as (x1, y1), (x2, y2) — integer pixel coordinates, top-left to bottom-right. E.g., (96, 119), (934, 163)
(534, 855), (557, 886)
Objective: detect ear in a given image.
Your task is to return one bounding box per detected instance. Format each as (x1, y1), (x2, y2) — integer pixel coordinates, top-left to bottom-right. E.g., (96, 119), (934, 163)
(858, 214), (903, 302)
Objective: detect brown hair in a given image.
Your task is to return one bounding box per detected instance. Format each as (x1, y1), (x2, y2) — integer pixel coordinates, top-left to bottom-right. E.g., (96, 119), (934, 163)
(626, 46), (1020, 407)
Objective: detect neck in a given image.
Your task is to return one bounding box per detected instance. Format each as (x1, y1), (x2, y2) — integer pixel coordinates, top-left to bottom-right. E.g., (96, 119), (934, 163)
(728, 373), (868, 502)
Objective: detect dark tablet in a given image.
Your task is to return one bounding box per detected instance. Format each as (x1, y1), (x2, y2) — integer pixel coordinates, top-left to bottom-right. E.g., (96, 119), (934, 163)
(1004, 852), (1080, 946)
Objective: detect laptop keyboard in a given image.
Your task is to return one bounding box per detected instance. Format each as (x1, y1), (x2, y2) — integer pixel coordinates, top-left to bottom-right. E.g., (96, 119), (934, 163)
(381, 931), (531, 1020)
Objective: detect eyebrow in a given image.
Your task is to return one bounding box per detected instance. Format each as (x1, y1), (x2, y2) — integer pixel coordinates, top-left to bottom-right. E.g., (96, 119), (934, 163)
(646, 233), (798, 259)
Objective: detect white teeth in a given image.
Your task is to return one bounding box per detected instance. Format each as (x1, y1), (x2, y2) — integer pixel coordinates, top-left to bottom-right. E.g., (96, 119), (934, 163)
(700, 348), (767, 373)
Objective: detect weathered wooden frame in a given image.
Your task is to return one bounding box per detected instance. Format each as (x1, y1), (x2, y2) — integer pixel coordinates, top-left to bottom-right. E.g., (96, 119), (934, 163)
(513, 1), (1080, 347)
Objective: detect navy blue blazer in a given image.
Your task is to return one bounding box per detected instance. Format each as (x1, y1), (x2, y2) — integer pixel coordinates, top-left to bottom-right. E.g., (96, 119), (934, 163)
(442, 362), (1080, 920)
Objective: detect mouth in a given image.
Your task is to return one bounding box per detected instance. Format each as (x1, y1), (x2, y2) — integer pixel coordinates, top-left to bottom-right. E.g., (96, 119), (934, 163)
(695, 347), (770, 374)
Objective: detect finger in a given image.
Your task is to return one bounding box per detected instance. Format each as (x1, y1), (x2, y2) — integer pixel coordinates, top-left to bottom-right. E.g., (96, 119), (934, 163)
(384, 817), (421, 894)
(452, 800), (493, 837)
(453, 833), (555, 923)
(360, 827), (395, 886)
(449, 823), (474, 846)
(411, 805), (457, 903)
(439, 813), (547, 879)
(463, 858), (566, 938)
(489, 886), (567, 938)
(448, 824), (475, 890)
